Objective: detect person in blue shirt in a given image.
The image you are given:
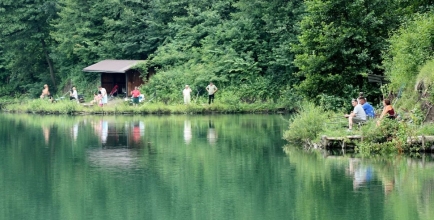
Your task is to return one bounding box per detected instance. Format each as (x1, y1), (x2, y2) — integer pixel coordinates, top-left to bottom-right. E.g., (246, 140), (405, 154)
(358, 96), (375, 119)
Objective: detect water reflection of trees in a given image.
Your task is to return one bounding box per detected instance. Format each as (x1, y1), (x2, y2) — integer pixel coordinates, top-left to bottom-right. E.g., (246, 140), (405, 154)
(3, 113), (434, 219)
(0, 114), (289, 219)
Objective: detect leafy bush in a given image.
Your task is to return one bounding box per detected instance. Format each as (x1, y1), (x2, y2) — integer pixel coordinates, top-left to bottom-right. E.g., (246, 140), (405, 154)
(357, 118), (415, 155)
(283, 102), (328, 144)
(383, 13), (434, 91)
(317, 84), (360, 112)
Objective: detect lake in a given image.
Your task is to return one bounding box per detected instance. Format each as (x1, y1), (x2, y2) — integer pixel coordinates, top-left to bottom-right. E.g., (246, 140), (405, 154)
(0, 113), (433, 220)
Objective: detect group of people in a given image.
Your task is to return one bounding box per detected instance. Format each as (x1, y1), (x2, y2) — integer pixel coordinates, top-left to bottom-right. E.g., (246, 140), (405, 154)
(183, 82), (218, 105)
(345, 95), (396, 131)
(41, 82), (219, 106)
(91, 86), (108, 106)
(40, 84), (80, 103)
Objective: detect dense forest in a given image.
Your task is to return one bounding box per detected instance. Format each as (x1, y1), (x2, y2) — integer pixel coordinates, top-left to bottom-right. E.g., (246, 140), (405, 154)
(1, 0), (434, 108)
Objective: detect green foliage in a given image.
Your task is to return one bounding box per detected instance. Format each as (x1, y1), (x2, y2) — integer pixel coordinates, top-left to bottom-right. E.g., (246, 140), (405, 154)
(409, 106), (425, 126)
(283, 102), (328, 144)
(293, 0), (404, 101)
(0, 0), (58, 95)
(2, 98), (290, 115)
(146, 0), (304, 105)
(317, 84), (360, 112)
(357, 119), (415, 155)
(414, 59), (434, 103)
(1, 0), (434, 110)
(383, 13), (434, 91)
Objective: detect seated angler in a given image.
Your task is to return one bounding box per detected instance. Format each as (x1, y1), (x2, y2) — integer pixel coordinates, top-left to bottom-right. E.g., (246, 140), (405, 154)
(358, 96), (375, 119)
(69, 86), (78, 102)
(344, 99), (367, 131)
(377, 99), (396, 126)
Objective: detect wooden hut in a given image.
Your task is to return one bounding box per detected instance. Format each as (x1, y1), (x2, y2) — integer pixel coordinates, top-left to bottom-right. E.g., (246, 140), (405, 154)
(83, 60), (148, 96)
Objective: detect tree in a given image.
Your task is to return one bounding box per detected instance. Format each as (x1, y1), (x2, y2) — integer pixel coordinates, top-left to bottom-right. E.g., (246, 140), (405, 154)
(0, 0), (58, 96)
(383, 13), (434, 91)
(292, 0), (402, 101)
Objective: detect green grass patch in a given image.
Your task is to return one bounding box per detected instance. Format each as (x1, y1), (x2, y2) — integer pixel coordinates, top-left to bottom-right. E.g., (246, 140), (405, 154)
(1, 98), (292, 115)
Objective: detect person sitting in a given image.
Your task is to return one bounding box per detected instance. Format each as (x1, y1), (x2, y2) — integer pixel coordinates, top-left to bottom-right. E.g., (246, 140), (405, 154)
(358, 96), (375, 119)
(344, 99), (367, 131)
(69, 86), (78, 102)
(40, 84), (50, 99)
(90, 91), (102, 106)
(377, 99), (396, 126)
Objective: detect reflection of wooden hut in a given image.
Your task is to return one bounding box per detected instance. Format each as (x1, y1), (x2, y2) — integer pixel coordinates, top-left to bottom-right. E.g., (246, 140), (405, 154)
(83, 60), (149, 95)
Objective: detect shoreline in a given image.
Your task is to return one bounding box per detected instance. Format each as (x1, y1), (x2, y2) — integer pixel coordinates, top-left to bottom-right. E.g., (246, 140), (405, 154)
(0, 99), (292, 115)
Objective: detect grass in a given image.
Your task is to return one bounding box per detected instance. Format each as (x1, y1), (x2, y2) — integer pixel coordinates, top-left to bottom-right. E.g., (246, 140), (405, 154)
(1, 98), (292, 115)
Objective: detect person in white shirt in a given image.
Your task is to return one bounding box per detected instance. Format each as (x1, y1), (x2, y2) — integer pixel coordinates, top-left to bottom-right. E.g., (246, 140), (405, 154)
(99, 86), (107, 105)
(69, 86), (78, 102)
(344, 99), (367, 131)
(183, 85), (192, 104)
(205, 82), (218, 104)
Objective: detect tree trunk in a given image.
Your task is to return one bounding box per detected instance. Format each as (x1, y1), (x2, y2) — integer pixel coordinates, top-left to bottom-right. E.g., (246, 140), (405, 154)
(41, 40), (56, 87)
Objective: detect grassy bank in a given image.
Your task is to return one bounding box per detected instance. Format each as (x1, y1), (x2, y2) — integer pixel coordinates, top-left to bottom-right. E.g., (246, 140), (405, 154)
(1, 98), (291, 115)
(283, 101), (433, 155)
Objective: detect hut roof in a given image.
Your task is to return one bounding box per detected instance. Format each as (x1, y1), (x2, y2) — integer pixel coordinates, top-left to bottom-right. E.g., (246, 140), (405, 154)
(82, 60), (144, 73)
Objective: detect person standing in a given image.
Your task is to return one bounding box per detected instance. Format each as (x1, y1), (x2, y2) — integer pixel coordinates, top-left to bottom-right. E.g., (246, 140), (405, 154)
(131, 86), (141, 106)
(70, 86), (78, 102)
(183, 85), (192, 104)
(99, 86), (107, 105)
(344, 98), (367, 131)
(206, 82), (218, 104)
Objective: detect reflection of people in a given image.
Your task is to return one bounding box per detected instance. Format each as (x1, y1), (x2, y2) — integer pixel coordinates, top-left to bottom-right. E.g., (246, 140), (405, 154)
(183, 120), (192, 144)
(383, 177), (394, 195)
(72, 122), (79, 141)
(99, 86), (108, 105)
(348, 159), (373, 190)
(131, 86), (141, 106)
(206, 82), (218, 104)
(377, 99), (396, 126)
(42, 126), (50, 145)
(40, 84), (50, 99)
(344, 99), (367, 131)
(101, 120), (108, 144)
(132, 122), (141, 143)
(207, 120), (217, 145)
(70, 86), (78, 102)
(183, 85), (192, 104)
(353, 166), (373, 190)
(130, 121), (144, 144)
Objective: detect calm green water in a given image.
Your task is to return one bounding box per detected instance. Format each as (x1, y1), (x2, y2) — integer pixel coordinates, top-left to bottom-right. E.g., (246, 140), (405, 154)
(0, 113), (434, 220)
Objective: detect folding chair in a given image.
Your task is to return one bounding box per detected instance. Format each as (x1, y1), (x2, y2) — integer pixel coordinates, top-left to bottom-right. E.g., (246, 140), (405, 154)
(109, 85), (119, 97)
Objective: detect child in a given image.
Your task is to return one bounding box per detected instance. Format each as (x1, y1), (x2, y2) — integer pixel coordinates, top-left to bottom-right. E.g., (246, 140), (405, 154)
(92, 91), (103, 107)
(97, 91), (103, 107)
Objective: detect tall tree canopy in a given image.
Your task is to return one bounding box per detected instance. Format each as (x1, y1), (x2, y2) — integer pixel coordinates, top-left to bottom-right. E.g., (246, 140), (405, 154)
(0, 0), (57, 96)
(292, 0), (404, 100)
(0, 0), (433, 104)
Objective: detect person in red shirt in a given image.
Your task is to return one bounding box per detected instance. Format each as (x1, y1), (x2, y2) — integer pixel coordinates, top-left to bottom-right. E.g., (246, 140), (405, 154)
(131, 86), (141, 106)
(377, 99), (396, 126)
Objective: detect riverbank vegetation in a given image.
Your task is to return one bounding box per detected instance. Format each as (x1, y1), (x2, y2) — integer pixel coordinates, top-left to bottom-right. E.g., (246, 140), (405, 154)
(0, 1), (432, 105)
(283, 5), (434, 155)
(2, 1), (434, 153)
(1, 97), (290, 115)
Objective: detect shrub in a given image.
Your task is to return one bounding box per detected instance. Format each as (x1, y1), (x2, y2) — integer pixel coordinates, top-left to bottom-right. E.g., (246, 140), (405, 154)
(283, 102), (328, 144)
(357, 118), (415, 155)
